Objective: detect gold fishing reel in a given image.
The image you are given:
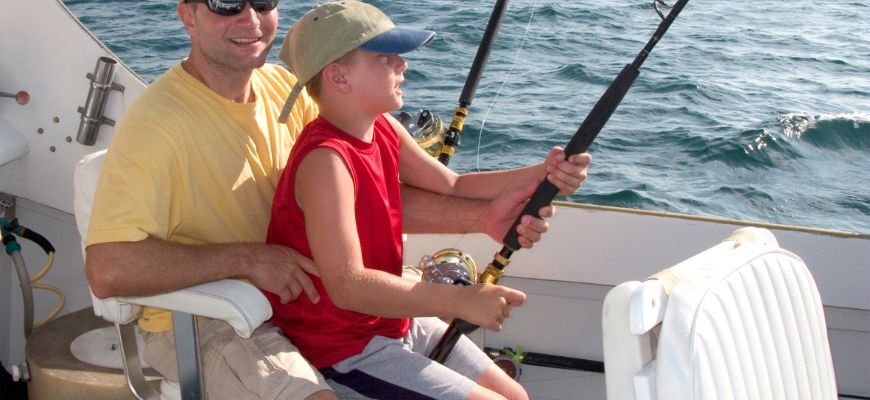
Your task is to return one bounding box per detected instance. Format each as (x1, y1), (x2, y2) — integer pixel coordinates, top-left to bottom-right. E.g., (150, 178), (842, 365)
(395, 109), (446, 157)
(418, 248), (478, 286)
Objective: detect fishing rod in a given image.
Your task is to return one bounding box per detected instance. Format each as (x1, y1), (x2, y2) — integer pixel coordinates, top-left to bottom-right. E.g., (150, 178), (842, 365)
(402, 0), (509, 165)
(428, 0), (691, 363)
(437, 0), (508, 165)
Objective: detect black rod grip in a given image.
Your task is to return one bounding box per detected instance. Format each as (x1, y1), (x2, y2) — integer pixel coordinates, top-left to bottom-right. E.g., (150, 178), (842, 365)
(502, 64), (639, 250)
(563, 65), (639, 157)
(429, 319), (480, 362)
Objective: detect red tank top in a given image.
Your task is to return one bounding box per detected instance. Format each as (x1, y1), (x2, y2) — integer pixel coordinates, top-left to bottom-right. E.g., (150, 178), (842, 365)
(265, 115), (408, 368)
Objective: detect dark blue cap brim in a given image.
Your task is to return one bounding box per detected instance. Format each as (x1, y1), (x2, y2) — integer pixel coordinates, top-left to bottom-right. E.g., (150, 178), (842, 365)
(360, 27), (435, 54)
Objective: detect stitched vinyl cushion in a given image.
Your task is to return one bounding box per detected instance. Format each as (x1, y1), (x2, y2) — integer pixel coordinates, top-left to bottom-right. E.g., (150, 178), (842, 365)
(656, 246), (836, 400)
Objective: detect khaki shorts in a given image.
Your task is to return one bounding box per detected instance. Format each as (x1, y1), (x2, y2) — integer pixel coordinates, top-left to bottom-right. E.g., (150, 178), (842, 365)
(143, 319), (332, 400)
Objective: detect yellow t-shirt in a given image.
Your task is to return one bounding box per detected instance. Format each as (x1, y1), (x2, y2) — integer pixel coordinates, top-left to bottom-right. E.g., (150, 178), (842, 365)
(86, 62), (318, 332)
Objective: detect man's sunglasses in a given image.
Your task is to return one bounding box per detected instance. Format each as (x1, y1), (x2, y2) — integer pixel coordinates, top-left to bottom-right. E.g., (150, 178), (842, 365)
(186, 0), (279, 16)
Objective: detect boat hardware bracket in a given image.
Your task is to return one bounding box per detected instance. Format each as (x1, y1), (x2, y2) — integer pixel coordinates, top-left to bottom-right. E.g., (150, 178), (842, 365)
(0, 192), (14, 218)
(9, 362), (30, 383)
(0, 90), (30, 105)
(76, 56), (125, 146)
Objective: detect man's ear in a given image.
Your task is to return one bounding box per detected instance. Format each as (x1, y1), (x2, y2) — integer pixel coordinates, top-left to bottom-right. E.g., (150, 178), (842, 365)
(322, 63), (351, 94)
(178, 2), (196, 32)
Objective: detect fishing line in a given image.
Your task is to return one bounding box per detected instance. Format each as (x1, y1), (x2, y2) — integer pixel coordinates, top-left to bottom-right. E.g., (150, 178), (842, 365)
(475, 0), (540, 173)
(446, 0), (540, 252)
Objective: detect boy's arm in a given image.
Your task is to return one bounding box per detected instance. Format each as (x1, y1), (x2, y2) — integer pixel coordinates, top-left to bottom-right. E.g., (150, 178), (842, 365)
(388, 114), (590, 201)
(296, 147), (524, 330)
(387, 114), (590, 246)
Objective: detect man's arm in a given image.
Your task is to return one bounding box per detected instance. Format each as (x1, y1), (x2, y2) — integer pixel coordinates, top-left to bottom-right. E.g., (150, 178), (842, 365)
(86, 238), (319, 304)
(400, 183), (551, 248)
(400, 185), (492, 234)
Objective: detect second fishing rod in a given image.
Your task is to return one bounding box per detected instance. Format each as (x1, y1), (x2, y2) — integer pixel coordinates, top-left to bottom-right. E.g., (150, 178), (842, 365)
(401, 0), (509, 166)
(437, 0), (508, 165)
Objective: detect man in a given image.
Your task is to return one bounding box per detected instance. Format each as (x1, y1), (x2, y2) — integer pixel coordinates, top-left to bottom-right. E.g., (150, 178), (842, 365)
(85, 1), (592, 399)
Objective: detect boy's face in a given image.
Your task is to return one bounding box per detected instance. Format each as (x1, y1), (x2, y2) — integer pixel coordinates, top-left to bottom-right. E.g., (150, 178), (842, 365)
(344, 49), (408, 115)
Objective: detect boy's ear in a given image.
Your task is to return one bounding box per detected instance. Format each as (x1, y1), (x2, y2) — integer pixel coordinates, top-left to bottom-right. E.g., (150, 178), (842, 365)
(322, 63), (350, 94)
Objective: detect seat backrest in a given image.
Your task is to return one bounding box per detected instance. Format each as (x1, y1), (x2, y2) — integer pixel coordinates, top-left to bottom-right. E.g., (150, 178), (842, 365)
(73, 150), (271, 335)
(73, 150), (142, 324)
(72, 150), (272, 400)
(603, 227), (837, 400)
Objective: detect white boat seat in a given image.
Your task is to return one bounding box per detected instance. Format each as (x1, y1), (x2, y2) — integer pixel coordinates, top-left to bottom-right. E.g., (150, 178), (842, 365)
(602, 227), (837, 400)
(73, 150), (272, 400)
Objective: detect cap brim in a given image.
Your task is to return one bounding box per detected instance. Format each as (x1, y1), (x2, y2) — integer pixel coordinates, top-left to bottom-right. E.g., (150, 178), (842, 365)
(359, 27), (435, 55)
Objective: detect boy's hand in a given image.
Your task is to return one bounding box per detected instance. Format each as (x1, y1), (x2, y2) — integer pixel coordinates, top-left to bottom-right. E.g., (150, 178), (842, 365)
(459, 284), (526, 331)
(545, 146), (591, 196)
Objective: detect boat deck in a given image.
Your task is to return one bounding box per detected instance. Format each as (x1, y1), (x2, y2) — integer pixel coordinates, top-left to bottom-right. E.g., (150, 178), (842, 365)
(521, 366), (860, 400)
(520, 365), (605, 399)
(521, 365), (859, 400)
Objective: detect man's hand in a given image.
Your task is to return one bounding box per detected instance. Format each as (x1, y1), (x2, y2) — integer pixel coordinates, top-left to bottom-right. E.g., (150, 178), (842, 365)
(545, 146), (591, 196)
(483, 180), (552, 248)
(245, 244), (320, 304)
(482, 147), (592, 247)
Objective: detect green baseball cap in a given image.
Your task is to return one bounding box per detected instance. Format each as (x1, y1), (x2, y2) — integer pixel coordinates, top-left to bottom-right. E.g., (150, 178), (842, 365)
(277, 1), (435, 123)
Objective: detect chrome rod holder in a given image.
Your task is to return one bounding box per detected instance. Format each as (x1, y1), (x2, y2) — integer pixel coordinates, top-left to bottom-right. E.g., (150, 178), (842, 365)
(76, 57), (125, 146)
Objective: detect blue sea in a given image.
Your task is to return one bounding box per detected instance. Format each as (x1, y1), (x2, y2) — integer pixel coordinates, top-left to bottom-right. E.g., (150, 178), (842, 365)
(64, 0), (870, 234)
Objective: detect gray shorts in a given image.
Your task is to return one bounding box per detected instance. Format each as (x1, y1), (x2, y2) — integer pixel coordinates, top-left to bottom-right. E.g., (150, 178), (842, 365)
(143, 319), (333, 400)
(322, 317), (494, 400)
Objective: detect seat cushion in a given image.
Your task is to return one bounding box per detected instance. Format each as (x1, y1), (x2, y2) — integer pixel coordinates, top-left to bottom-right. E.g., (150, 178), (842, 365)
(656, 246), (837, 400)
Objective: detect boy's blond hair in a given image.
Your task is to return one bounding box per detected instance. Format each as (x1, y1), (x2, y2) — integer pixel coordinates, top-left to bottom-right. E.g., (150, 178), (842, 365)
(277, 1), (434, 122)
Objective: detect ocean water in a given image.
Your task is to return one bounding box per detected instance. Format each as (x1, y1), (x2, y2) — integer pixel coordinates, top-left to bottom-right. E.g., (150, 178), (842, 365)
(63, 0), (870, 234)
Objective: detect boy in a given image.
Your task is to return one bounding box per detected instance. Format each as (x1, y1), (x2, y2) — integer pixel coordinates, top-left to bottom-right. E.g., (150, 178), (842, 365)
(267, 2), (577, 399)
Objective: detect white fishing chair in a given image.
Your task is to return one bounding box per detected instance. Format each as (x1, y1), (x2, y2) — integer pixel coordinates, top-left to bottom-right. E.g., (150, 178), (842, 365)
(73, 150), (272, 400)
(602, 227), (837, 400)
